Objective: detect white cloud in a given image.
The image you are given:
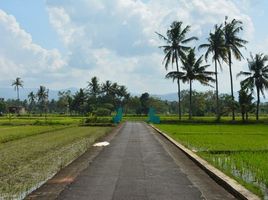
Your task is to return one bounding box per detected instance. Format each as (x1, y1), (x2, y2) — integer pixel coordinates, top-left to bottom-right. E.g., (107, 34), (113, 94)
(44, 0), (255, 94)
(0, 1), (258, 96)
(0, 9), (66, 86)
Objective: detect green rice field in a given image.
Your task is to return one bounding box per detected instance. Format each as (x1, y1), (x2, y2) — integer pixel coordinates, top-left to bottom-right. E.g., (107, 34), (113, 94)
(0, 124), (112, 199)
(155, 124), (268, 198)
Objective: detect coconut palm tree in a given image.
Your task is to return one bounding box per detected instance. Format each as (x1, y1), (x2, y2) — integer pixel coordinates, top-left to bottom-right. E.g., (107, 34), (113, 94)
(237, 53), (268, 120)
(101, 80), (112, 96)
(37, 86), (49, 116)
(87, 76), (100, 98)
(224, 17), (248, 120)
(12, 77), (23, 101)
(199, 24), (227, 120)
(28, 91), (36, 114)
(156, 21), (198, 120)
(238, 87), (254, 121)
(71, 88), (87, 114)
(166, 48), (215, 119)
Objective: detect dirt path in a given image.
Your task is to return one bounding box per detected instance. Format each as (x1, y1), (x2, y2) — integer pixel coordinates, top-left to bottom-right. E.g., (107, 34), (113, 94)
(55, 122), (236, 200)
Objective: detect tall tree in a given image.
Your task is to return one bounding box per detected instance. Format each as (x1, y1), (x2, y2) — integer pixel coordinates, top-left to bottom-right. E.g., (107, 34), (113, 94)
(101, 80), (112, 96)
(238, 87), (254, 121)
(71, 89), (87, 114)
(237, 53), (268, 120)
(166, 48), (215, 119)
(223, 17), (248, 120)
(140, 92), (150, 115)
(28, 91), (36, 114)
(199, 24), (227, 120)
(58, 90), (72, 114)
(12, 77), (23, 101)
(156, 21), (198, 120)
(116, 85), (130, 108)
(37, 86), (49, 116)
(87, 76), (100, 98)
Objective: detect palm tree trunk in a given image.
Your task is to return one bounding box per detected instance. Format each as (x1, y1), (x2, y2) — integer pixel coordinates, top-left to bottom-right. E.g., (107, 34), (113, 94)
(215, 60), (220, 121)
(17, 87), (19, 101)
(189, 80), (192, 120)
(228, 52), (235, 120)
(176, 59), (182, 120)
(256, 88), (260, 120)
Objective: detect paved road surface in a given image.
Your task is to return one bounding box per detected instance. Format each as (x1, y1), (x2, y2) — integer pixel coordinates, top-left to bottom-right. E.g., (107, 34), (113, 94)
(58, 122), (236, 200)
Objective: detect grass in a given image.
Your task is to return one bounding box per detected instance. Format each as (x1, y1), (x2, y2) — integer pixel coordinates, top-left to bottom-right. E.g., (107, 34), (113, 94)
(0, 125), (112, 199)
(0, 115), (116, 126)
(122, 114), (268, 124)
(155, 123), (268, 198)
(0, 125), (70, 143)
(0, 116), (85, 125)
(157, 115), (268, 124)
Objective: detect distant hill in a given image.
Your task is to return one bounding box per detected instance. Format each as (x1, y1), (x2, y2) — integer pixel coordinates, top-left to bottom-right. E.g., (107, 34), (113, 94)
(1, 88), (266, 102)
(152, 93), (178, 101)
(0, 87), (78, 100)
(152, 92), (266, 102)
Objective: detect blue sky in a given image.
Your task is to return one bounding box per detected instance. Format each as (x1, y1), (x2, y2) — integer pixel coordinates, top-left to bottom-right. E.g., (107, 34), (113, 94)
(0, 0), (64, 50)
(0, 0), (268, 95)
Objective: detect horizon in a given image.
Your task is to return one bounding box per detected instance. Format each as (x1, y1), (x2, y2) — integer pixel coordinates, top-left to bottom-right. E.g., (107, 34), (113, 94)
(1, 0), (268, 95)
(0, 86), (267, 103)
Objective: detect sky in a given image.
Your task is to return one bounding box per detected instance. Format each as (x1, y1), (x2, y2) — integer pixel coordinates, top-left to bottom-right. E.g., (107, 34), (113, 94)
(0, 0), (268, 95)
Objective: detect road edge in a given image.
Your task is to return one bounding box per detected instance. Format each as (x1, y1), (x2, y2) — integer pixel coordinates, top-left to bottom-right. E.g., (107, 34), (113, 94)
(149, 124), (260, 200)
(26, 123), (125, 200)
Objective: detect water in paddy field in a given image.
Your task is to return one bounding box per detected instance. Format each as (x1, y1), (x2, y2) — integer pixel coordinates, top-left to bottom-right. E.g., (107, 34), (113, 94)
(211, 156), (268, 199)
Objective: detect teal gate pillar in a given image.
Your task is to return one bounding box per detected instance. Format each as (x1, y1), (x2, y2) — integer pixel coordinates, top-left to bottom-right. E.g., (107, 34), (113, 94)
(148, 108), (160, 124)
(113, 107), (123, 123)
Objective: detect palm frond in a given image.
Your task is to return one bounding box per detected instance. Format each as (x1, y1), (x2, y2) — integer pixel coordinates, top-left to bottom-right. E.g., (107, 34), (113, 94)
(155, 32), (170, 43)
(237, 71), (251, 78)
(165, 71), (184, 82)
(181, 36), (198, 44)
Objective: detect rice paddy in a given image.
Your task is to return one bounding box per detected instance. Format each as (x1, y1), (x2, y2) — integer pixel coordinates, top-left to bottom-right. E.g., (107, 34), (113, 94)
(155, 124), (268, 198)
(0, 124), (112, 199)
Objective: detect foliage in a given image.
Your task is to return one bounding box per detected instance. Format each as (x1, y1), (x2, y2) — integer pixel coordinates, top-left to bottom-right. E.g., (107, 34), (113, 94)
(238, 87), (254, 121)
(0, 99), (6, 114)
(223, 17), (248, 120)
(199, 24), (227, 120)
(71, 89), (87, 114)
(157, 21), (198, 120)
(139, 92), (150, 114)
(37, 86), (49, 116)
(94, 107), (111, 116)
(57, 90), (72, 114)
(11, 77), (24, 101)
(166, 48), (214, 119)
(237, 53), (268, 120)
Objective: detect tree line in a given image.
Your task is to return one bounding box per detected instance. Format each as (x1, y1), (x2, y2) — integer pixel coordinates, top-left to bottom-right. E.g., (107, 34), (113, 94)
(1, 76), (172, 116)
(0, 76), (131, 116)
(1, 81), (268, 119)
(157, 17), (268, 121)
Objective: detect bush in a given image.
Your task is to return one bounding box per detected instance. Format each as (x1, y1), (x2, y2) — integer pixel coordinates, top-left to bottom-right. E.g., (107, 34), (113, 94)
(94, 108), (111, 116)
(84, 116), (112, 124)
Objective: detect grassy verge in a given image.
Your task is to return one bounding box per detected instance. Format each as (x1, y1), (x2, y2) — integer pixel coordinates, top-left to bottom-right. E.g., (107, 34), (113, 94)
(0, 126), (112, 199)
(155, 124), (268, 198)
(0, 125), (70, 143)
(0, 116), (84, 126)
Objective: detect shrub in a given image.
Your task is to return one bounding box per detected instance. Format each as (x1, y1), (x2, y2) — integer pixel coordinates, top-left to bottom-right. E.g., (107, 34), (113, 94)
(94, 108), (111, 116)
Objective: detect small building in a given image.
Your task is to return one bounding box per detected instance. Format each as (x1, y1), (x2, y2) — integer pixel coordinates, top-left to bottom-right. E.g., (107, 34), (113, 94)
(8, 106), (26, 115)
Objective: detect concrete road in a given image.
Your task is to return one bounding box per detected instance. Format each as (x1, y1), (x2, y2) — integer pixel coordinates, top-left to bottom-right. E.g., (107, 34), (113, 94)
(58, 122), (236, 200)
